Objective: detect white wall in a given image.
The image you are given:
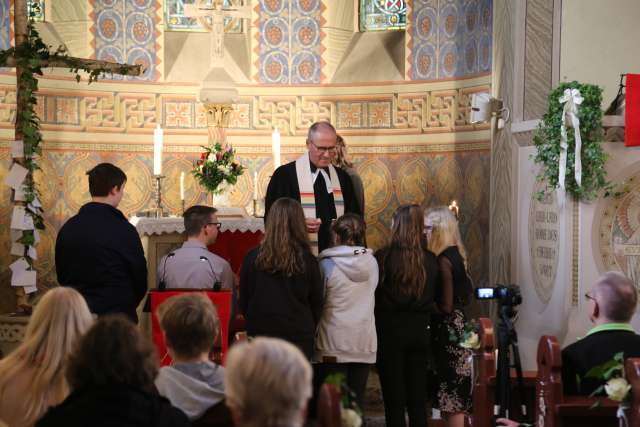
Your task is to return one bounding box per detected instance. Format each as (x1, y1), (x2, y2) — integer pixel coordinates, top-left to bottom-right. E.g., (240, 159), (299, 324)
(561, 0), (640, 106)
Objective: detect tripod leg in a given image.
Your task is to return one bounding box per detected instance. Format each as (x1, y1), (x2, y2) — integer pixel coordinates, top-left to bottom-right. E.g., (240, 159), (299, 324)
(511, 339), (528, 420)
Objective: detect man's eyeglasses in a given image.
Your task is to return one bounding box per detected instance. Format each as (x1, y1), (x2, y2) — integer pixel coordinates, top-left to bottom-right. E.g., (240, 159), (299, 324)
(309, 140), (337, 154)
(584, 293), (596, 302)
(207, 222), (222, 230)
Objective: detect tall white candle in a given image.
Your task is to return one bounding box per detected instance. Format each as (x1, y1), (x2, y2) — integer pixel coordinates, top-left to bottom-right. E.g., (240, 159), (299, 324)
(153, 124), (163, 175)
(180, 172), (185, 201)
(253, 171), (258, 200)
(272, 127), (281, 171)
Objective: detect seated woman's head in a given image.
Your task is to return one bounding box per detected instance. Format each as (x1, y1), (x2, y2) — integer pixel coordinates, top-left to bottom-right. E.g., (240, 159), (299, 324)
(330, 213), (366, 247)
(224, 337), (312, 427)
(424, 206), (466, 257)
(157, 293), (220, 361)
(66, 315), (158, 393)
(0, 287), (93, 424)
(257, 197), (310, 276)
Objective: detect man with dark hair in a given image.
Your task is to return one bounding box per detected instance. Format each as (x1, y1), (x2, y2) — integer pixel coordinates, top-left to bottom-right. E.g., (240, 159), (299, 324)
(55, 163), (147, 322)
(265, 121), (362, 253)
(562, 271), (640, 395)
(157, 205), (233, 290)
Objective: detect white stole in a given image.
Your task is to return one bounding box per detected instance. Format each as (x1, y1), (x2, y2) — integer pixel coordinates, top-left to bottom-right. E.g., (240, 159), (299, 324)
(295, 153), (344, 255)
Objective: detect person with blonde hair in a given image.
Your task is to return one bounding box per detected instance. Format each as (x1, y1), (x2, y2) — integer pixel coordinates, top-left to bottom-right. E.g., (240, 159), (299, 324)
(225, 337), (312, 427)
(0, 287), (93, 427)
(239, 197), (323, 359)
(333, 135), (364, 213)
(425, 206), (473, 427)
(155, 293), (226, 421)
(375, 204), (438, 427)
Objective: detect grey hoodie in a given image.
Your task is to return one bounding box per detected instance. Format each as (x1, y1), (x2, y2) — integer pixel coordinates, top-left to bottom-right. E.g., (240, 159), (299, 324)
(155, 361), (225, 420)
(315, 245), (379, 363)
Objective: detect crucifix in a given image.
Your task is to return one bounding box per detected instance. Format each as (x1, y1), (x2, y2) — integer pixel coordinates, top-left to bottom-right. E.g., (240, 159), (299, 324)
(1, 0), (141, 313)
(184, 0), (252, 68)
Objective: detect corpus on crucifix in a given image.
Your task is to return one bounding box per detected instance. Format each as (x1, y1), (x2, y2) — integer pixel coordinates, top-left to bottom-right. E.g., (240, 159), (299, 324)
(0, 0), (141, 312)
(184, 0), (252, 68)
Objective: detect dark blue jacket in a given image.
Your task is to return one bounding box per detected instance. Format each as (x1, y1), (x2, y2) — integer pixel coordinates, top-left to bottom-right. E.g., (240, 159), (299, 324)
(55, 202), (147, 321)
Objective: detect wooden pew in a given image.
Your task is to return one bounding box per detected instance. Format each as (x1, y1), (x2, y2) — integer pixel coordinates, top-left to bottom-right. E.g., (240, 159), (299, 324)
(470, 318), (537, 427)
(535, 335), (640, 427)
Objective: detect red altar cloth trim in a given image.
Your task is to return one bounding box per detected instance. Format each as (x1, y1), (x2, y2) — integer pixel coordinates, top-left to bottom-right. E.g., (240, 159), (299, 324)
(208, 230), (263, 274)
(150, 290), (232, 366)
(626, 74), (640, 147)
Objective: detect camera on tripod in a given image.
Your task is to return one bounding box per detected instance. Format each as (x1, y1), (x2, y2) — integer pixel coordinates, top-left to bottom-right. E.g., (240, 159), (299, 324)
(475, 284), (522, 307)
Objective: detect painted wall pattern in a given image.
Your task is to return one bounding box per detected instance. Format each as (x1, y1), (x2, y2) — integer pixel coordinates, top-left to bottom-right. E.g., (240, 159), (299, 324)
(255, 0), (325, 84)
(89, 0), (160, 81)
(0, 0), (11, 50)
(409, 0), (492, 80)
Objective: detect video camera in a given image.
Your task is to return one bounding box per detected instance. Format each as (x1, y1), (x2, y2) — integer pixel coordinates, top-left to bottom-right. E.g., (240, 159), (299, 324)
(475, 284), (522, 307)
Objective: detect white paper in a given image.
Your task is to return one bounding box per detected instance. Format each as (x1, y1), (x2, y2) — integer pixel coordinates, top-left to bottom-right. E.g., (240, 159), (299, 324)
(30, 196), (41, 208)
(4, 163), (28, 189)
(10, 206), (26, 230)
(10, 242), (25, 256)
(11, 229), (22, 242)
(27, 246), (37, 260)
(24, 285), (37, 294)
(11, 140), (23, 158)
(12, 270), (37, 287)
(14, 185), (26, 202)
(9, 257), (29, 273)
(22, 214), (34, 231)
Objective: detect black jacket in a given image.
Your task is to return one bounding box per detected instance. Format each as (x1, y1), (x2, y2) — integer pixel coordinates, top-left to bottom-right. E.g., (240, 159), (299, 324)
(55, 202), (147, 321)
(265, 160), (362, 252)
(239, 247), (323, 358)
(562, 328), (640, 395)
(36, 385), (189, 427)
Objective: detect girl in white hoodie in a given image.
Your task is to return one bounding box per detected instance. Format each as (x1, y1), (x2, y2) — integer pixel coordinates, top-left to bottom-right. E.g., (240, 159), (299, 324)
(314, 213), (379, 411)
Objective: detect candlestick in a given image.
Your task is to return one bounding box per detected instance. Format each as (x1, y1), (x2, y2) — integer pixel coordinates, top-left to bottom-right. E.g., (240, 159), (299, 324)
(154, 174), (165, 217)
(272, 127), (281, 171)
(180, 171), (185, 201)
(153, 124), (163, 176)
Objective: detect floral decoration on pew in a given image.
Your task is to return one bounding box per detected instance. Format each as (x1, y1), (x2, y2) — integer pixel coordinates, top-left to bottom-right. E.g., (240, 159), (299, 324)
(585, 352), (631, 404)
(324, 373), (363, 427)
(454, 319), (481, 350)
(193, 143), (245, 195)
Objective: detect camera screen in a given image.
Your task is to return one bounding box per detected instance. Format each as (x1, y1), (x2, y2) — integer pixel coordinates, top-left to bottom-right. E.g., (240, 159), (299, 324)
(476, 288), (495, 299)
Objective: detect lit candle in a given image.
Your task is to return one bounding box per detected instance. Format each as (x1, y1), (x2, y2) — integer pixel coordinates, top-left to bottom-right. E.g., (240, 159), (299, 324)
(153, 124), (163, 175)
(180, 172), (185, 201)
(272, 127), (281, 171)
(253, 171), (258, 200)
(449, 200), (460, 218)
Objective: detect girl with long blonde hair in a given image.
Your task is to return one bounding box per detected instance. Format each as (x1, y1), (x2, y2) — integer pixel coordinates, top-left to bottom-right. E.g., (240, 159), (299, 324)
(425, 206), (474, 427)
(0, 287), (93, 427)
(239, 197), (323, 359)
(374, 204), (438, 427)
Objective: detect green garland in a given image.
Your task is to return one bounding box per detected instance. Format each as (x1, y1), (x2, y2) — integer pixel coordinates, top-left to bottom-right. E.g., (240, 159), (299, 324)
(533, 81), (610, 201)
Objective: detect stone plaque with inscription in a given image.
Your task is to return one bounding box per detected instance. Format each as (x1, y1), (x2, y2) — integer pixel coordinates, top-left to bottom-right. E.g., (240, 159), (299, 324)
(529, 183), (560, 304)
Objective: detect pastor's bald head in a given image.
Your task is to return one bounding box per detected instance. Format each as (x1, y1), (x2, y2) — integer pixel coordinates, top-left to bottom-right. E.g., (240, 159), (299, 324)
(593, 272), (637, 322)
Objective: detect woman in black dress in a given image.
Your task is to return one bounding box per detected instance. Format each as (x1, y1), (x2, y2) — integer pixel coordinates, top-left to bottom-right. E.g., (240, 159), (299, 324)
(239, 197), (323, 360)
(425, 206), (473, 427)
(375, 204), (439, 427)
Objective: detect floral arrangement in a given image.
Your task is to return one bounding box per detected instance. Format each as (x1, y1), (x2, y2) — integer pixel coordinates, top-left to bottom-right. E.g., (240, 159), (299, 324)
(324, 373), (363, 427)
(193, 143), (245, 195)
(585, 352), (631, 403)
(452, 319), (481, 350)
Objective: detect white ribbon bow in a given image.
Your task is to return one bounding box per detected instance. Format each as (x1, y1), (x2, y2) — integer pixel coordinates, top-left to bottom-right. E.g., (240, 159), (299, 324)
(617, 404), (629, 427)
(558, 88), (584, 190)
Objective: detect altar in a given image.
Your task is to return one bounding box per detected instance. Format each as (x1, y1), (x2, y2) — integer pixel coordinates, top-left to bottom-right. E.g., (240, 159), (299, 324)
(131, 215), (264, 291)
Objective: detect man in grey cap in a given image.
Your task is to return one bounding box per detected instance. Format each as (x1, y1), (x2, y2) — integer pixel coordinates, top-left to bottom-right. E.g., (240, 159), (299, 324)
(157, 205), (234, 291)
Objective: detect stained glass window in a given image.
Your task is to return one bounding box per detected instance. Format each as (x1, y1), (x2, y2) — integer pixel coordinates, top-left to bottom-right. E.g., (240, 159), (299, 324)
(28, 0), (45, 22)
(165, 0), (243, 33)
(360, 0), (407, 32)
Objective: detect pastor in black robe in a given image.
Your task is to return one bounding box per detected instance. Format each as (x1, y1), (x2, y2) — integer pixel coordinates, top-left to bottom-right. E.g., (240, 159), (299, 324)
(265, 159), (363, 252)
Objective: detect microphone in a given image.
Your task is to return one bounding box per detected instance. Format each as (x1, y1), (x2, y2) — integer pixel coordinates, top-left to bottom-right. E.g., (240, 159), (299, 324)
(199, 255), (222, 291)
(159, 252), (175, 291)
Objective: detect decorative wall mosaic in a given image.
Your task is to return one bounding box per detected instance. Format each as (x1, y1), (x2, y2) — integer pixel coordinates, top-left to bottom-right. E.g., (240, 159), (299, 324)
(255, 0), (324, 84)
(0, 84), (490, 135)
(0, 0), (10, 50)
(408, 0), (492, 80)
(89, 0), (160, 81)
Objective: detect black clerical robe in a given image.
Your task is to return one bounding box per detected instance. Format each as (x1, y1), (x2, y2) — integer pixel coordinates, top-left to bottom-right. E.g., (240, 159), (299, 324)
(265, 160), (362, 252)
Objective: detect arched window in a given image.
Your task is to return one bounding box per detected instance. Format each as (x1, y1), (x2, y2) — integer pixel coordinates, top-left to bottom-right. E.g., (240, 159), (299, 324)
(360, 0), (407, 32)
(28, 0), (45, 22)
(165, 0), (243, 32)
